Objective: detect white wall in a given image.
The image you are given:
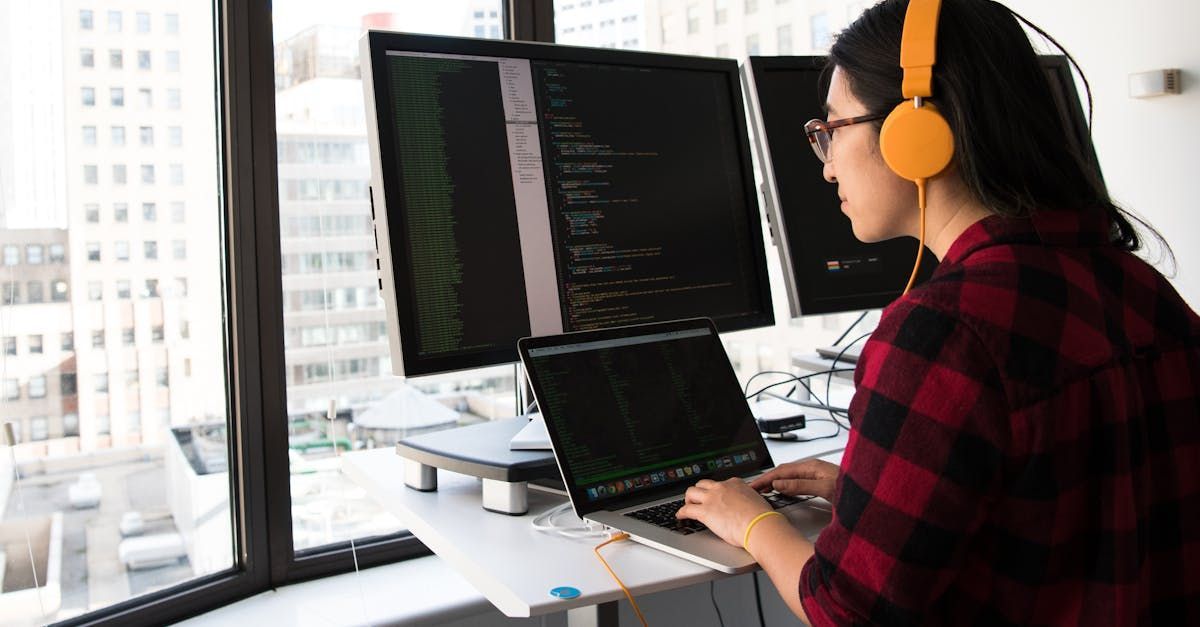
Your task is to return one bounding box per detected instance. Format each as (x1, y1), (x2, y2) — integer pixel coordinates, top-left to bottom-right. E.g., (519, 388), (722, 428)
(1004, 0), (1200, 309)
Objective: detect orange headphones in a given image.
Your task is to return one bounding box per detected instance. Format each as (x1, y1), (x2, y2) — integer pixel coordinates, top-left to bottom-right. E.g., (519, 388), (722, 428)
(879, 0), (954, 295)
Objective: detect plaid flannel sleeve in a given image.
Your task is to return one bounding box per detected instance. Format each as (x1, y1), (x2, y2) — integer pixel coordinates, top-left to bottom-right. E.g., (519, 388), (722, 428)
(799, 299), (1011, 626)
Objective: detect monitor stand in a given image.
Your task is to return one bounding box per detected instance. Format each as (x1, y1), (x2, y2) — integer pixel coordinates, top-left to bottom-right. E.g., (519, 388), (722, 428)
(509, 413), (549, 450)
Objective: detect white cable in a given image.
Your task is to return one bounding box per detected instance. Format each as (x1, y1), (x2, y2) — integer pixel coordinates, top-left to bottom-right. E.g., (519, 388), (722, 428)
(530, 501), (609, 539)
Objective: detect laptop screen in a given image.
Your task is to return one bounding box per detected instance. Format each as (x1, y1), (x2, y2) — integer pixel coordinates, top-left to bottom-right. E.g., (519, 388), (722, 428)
(519, 319), (774, 517)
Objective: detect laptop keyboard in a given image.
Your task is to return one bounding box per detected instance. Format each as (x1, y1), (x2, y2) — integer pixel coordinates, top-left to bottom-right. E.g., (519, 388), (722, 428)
(624, 492), (812, 535)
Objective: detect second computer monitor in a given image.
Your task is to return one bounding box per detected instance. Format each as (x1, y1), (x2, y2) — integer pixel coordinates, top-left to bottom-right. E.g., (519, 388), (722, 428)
(362, 33), (774, 376)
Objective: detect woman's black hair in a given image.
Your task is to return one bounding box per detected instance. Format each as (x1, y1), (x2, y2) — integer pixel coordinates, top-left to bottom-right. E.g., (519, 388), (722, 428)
(827, 0), (1171, 261)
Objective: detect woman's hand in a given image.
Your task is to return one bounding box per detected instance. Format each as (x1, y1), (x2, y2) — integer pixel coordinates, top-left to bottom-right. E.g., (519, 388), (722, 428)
(748, 459), (840, 502)
(676, 478), (773, 548)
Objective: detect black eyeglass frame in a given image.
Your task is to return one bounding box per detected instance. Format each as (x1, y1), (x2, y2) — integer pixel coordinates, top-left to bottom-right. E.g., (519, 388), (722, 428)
(803, 113), (888, 163)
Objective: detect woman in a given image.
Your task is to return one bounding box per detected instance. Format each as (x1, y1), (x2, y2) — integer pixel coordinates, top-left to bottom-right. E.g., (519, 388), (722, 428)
(676, 1), (1200, 624)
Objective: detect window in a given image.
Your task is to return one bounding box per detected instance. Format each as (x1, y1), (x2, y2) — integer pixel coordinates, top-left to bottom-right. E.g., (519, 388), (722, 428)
(115, 241), (130, 261)
(3, 246), (17, 265)
(123, 327), (136, 345)
(50, 244), (66, 263)
(180, 320), (190, 339)
(82, 87), (95, 106)
(152, 326), (165, 342)
(28, 335), (43, 354)
(165, 13), (179, 34)
(173, 240), (187, 260)
(128, 411), (142, 431)
(170, 164), (184, 185)
(746, 0), (758, 13)
(108, 10), (122, 32)
(8, 422), (21, 444)
(112, 126), (126, 146)
(143, 202), (157, 222)
(138, 50), (151, 70)
(715, 0), (729, 25)
(86, 243), (100, 262)
(167, 50), (181, 72)
(169, 126), (183, 147)
(3, 379), (18, 401)
(173, 278), (188, 297)
(26, 245), (44, 265)
(778, 24), (792, 55)
(86, 203), (101, 223)
(2, 282), (18, 305)
(29, 376), (46, 399)
(810, 12), (831, 50)
(139, 87), (153, 108)
(171, 201), (185, 223)
(61, 373), (78, 396)
(126, 369), (139, 387)
(167, 88), (181, 109)
(83, 165), (98, 184)
(144, 240), (158, 260)
(110, 49), (124, 69)
(88, 281), (103, 301)
(137, 12), (151, 33)
(27, 281), (44, 303)
(112, 164), (127, 185)
(92, 331), (105, 349)
(116, 280), (131, 299)
(3, 337), (14, 355)
(114, 203), (129, 222)
(746, 33), (761, 55)
(96, 414), (111, 435)
(143, 279), (159, 298)
(140, 126), (154, 146)
(61, 333), (73, 351)
(95, 372), (109, 394)
(111, 87), (125, 107)
(80, 9), (94, 30)
(63, 413), (79, 436)
(81, 48), (94, 68)
(156, 367), (169, 387)
(141, 164), (156, 184)
(52, 280), (68, 302)
(83, 125), (97, 145)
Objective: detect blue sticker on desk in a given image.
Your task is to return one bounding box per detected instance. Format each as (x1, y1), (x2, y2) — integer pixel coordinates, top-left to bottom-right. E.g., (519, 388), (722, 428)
(550, 586), (581, 599)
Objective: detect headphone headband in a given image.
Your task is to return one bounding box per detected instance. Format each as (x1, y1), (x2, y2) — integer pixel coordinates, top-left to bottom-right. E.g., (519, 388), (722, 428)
(900, 0), (943, 99)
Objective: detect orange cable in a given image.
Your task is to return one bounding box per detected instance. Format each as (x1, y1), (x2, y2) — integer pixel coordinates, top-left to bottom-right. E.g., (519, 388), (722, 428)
(593, 533), (649, 627)
(903, 178), (928, 295)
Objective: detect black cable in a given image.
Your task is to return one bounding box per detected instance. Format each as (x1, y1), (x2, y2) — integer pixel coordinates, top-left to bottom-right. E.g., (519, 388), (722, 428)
(744, 370), (853, 402)
(752, 571), (767, 627)
(825, 332), (872, 425)
(832, 310), (870, 347)
(710, 580), (726, 627)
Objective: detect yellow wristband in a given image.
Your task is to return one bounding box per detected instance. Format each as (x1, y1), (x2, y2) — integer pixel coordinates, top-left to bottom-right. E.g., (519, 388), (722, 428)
(742, 511), (784, 550)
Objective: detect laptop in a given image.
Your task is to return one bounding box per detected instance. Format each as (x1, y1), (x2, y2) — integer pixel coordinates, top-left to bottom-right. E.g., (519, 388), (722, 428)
(517, 318), (831, 574)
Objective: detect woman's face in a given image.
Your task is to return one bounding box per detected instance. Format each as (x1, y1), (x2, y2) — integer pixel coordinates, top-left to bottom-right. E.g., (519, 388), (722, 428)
(822, 67), (916, 243)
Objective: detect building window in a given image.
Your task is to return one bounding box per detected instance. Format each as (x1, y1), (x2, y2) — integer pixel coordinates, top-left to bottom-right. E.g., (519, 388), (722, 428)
(112, 126), (126, 146)
(746, 33), (761, 55)
(166, 50), (181, 72)
(137, 11), (151, 33)
(2, 282), (18, 305)
(171, 202), (185, 223)
(88, 282), (103, 301)
(778, 24), (792, 55)
(82, 87), (95, 106)
(112, 164), (127, 185)
(143, 202), (157, 222)
(138, 50), (151, 70)
(110, 87), (125, 107)
(83, 125), (97, 145)
(140, 126), (154, 146)
(29, 376), (47, 399)
(170, 164), (184, 185)
(126, 369), (139, 387)
(81, 48), (94, 68)
(157, 367), (169, 387)
(165, 13), (179, 34)
(26, 281), (44, 303)
(116, 280), (131, 299)
(114, 203), (129, 222)
(169, 126), (182, 147)
(115, 241), (130, 261)
(86, 203), (100, 222)
(86, 243), (100, 262)
(138, 87), (153, 108)
(128, 411), (142, 431)
(63, 413), (79, 436)
(167, 88), (181, 110)
(810, 12), (831, 50)
(28, 335), (43, 354)
(180, 320), (190, 339)
(746, 0), (758, 13)
(3, 379), (18, 401)
(52, 280), (68, 302)
(3, 337), (14, 355)
(173, 240), (187, 260)
(97, 414), (111, 435)
(83, 165), (98, 185)
(61, 373), (78, 396)
(26, 245), (44, 265)
(715, 0), (729, 25)
(3, 246), (17, 266)
(143, 279), (159, 298)
(110, 49), (123, 69)
(173, 278), (188, 297)
(107, 10), (122, 32)
(49, 244), (66, 263)
(144, 240), (158, 260)
(141, 164), (155, 184)
(152, 326), (165, 343)
(122, 327), (136, 346)
(92, 331), (105, 349)
(30, 417), (48, 441)
(80, 9), (94, 30)
(95, 373), (109, 394)
(61, 332), (73, 351)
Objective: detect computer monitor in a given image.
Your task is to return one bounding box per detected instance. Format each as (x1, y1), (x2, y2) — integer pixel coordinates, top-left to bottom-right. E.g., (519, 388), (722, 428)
(362, 32), (774, 377)
(742, 54), (1102, 317)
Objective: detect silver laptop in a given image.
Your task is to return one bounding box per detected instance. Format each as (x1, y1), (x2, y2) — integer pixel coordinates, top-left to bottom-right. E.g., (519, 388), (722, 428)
(517, 318), (830, 574)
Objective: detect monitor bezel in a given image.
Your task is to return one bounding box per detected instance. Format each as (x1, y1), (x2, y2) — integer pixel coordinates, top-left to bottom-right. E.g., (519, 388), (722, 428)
(363, 31), (775, 377)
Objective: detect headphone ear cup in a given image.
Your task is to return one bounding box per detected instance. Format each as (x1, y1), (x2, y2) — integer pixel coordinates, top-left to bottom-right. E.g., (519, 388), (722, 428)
(880, 100), (955, 182)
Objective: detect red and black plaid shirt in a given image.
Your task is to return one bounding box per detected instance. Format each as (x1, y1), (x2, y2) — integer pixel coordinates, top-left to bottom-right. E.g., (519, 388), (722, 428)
(799, 210), (1200, 626)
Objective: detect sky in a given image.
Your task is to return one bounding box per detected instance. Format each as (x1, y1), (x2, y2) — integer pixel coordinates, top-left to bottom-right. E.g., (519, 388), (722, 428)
(271, 0), (502, 42)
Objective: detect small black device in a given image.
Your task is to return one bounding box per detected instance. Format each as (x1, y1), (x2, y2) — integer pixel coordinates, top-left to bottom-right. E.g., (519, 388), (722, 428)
(756, 414), (806, 435)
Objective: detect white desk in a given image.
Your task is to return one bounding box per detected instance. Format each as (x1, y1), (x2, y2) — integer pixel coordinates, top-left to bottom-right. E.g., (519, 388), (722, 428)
(343, 430), (847, 626)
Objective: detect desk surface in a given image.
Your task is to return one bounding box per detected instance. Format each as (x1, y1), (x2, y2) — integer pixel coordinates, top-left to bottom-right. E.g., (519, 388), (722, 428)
(343, 428), (848, 619)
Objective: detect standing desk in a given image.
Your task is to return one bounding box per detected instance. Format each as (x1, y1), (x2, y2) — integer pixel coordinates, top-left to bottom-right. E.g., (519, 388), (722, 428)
(343, 427), (848, 626)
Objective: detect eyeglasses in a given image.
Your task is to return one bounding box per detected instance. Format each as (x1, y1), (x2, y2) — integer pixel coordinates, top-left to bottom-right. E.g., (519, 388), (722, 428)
(803, 113), (888, 164)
